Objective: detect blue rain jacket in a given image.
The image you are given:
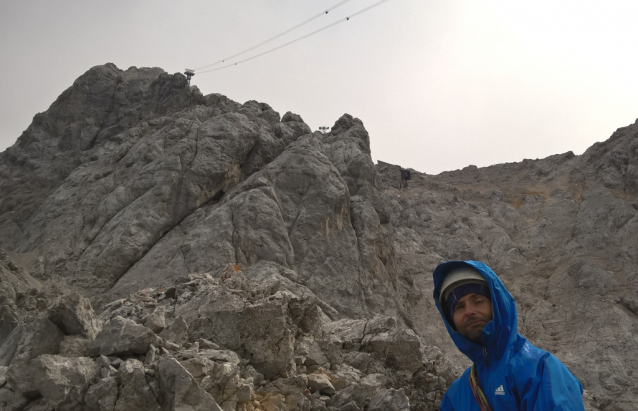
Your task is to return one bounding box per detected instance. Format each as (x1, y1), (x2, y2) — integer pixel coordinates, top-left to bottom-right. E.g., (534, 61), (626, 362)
(433, 260), (584, 411)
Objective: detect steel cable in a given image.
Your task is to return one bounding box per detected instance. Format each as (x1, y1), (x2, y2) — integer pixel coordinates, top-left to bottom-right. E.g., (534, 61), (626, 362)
(196, 0), (390, 75)
(193, 0), (353, 71)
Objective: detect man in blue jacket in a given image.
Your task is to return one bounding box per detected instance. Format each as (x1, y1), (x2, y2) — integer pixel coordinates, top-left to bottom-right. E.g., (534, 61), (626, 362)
(433, 260), (585, 410)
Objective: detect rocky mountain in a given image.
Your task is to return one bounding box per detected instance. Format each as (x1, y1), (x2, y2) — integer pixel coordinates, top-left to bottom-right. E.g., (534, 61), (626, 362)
(0, 63), (637, 410)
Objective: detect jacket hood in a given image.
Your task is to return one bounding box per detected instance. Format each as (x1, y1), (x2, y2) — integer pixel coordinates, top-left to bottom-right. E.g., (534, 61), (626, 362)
(433, 260), (518, 364)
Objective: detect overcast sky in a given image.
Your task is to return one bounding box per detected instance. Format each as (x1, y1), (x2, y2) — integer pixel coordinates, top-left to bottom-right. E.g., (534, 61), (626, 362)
(1, 0), (637, 174)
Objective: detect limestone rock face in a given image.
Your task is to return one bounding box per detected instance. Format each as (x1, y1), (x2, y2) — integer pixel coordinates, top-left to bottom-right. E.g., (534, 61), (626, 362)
(1, 64), (399, 319)
(381, 120), (638, 410)
(0, 65), (202, 252)
(108, 116), (397, 319)
(1, 63), (638, 410)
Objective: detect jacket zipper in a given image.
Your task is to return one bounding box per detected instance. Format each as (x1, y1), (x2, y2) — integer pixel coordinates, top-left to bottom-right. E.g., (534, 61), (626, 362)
(483, 346), (489, 367)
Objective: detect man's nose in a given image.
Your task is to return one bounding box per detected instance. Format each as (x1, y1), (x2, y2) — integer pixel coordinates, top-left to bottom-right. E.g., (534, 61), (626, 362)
(464, 302), (478, 316)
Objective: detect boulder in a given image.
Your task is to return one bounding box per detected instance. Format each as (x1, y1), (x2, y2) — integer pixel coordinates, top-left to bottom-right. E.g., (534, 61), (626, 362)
(322, 319), (367, 350)
(178, 356), (214, 382)
(340, 401), (362, 411)
(114, 359), (161, 411)
(0, 387), (13, 405)
(145, 344), (158, 366)
(144, 306), (166, 334)
(0, 317), (65, 366)
(343, 352), (372, 373)
(295, 337), (329, 370)
(182, 287), (298, 379)
(362, 316), (422, 374)
(156, 356), (222, 411)
(310, 367), (347, 391)
(7, 354), (99, 407)
(0, 365), (6, 387)
(329, 373), (387, 409)
(84, 377), (118, 411)
(48, 292), (103, 339)
(367, 388), (410, 411)
(86, 316), (157, 357)
(205, 362), (243, 405)
(307, 373), (335, 395)
(158, 315), (188, 345)
(59, 335), (89, 357)
(235, 383), (254, 403)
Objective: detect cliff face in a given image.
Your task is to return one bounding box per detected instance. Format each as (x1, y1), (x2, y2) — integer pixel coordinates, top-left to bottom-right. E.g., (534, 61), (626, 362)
(0, 63), (636, 410)
(0, 64), (400, 320)
(383, 121), (638, 410)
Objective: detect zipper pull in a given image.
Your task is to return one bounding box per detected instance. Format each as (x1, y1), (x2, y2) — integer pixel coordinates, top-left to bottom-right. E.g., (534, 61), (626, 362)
(483, 346), (489, 367)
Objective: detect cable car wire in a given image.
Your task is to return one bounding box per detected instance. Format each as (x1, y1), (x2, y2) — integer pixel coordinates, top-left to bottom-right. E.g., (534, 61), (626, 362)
(196, 0), (390, 75)
(194, 0), (354, 71)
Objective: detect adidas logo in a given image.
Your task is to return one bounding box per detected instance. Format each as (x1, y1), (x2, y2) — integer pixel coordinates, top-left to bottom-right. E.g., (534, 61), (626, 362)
(495, 385), (505, 396)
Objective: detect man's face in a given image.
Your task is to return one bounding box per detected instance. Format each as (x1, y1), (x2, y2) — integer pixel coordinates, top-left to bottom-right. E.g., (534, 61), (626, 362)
(452, 293), (493, 344)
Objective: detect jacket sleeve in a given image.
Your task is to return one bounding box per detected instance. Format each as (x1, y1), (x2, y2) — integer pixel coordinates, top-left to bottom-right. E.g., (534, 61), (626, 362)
(519, 353), (585, 411)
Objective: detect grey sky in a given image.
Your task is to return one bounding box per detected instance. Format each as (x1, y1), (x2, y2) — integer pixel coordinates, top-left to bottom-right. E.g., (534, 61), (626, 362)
(1, 0), (637, 174)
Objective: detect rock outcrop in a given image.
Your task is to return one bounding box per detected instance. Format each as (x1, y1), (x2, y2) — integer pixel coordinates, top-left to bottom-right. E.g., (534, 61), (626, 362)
(1, 63), (637, 410)
(0, 265), (448, 410)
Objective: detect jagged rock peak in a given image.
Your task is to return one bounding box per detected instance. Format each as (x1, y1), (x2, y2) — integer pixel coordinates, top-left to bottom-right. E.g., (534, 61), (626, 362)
(327, 113), (372, 155)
